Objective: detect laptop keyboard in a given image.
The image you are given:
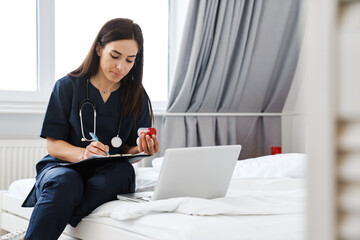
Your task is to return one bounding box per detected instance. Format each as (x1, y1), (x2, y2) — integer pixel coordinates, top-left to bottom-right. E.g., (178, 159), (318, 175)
(139, 195), (152, 201)
(118, 195), (152, 203)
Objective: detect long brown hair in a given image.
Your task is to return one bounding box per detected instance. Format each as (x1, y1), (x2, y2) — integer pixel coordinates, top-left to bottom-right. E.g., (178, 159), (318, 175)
(69, 18), (153, 126)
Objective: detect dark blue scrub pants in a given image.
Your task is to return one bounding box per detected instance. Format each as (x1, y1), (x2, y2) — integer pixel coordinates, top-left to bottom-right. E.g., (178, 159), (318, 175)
(25, 160), (135, 240)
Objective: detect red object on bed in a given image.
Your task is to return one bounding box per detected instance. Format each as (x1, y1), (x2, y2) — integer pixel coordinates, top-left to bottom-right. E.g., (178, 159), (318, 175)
(271, 146), (282, 155)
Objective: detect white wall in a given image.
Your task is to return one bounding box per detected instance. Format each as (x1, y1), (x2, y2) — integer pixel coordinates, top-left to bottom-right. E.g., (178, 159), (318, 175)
(0, 113), (44, 139)
(281, 9), (307, 155)
(281, 52), (307, 154)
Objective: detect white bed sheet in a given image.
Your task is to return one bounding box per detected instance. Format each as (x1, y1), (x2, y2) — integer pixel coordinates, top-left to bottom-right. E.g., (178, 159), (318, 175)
(85, 208), (304, 240)
(6, 153), (307, 240)
(87, 178), (305, 240)
(7, 178), (305, 240)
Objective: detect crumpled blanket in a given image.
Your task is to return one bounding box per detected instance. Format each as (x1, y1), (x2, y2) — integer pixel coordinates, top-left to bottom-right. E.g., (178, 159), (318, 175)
(89, 189), (304, 221)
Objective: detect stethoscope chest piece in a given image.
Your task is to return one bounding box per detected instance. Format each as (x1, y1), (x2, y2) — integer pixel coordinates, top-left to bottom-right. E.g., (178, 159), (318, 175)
(111, 136), (122, 148)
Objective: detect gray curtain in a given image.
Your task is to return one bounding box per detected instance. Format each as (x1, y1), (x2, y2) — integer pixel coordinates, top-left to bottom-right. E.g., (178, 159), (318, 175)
(161, 0), (301, 159)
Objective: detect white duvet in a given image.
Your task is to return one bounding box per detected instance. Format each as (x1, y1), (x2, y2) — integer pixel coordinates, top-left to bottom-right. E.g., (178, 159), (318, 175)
(91, 178), (305, 221)
(90, 153), (306, 221)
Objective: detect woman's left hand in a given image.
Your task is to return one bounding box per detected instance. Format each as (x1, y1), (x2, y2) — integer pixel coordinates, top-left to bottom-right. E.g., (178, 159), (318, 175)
(138, 133), (159, 155)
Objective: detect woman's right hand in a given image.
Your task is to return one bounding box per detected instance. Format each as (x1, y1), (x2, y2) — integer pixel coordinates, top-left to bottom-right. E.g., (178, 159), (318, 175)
(81, 141), (110, 160)
(47, 137), (109, 162)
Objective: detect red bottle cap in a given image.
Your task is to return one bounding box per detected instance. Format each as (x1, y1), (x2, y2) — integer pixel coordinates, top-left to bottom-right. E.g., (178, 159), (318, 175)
(271, 146), (282, 155)
(147, 127), (157, 136)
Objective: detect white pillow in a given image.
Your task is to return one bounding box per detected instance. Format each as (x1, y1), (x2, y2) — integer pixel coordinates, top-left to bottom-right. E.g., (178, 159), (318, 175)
(152, 156), (164, 172)
(151, 153), (306, 179)
(8, 178), (36, 199)
(135, 167), (159, 192)
(232, 153), (307, 179)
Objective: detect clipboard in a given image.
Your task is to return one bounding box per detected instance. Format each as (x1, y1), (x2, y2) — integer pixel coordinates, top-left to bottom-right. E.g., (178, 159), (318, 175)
(59, 153), (150, 178)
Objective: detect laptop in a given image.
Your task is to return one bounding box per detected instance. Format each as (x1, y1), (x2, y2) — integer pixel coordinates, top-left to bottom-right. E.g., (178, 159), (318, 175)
(117, 145), (242, 202)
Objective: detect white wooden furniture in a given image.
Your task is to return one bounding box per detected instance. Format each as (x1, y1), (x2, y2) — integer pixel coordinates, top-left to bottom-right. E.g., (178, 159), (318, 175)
(305, 0), (360, 239)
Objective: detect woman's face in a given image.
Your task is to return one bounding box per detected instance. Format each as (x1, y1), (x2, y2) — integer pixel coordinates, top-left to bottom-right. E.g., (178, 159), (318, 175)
(97, 39), (138, 83)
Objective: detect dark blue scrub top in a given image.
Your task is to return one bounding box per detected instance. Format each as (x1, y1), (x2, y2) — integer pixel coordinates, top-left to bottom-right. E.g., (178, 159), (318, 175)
(37, 75), (151, 174)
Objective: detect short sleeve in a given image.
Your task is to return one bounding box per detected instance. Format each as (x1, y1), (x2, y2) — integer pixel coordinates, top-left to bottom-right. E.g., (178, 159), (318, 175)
(40, 78), (73, 141)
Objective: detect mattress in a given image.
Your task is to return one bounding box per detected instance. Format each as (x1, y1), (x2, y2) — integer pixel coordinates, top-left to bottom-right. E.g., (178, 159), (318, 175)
(4, 153), (307, 240)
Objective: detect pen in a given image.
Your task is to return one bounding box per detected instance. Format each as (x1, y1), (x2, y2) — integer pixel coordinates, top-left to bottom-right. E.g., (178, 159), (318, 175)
(89, 132), (110, 155)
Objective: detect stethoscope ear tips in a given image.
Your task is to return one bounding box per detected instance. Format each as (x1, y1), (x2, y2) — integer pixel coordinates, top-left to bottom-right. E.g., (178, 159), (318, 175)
(81, 138), (87, 142)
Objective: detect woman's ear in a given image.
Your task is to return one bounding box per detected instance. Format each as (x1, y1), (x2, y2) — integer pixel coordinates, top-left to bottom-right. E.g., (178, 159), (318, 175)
(96, 43), (102, 56)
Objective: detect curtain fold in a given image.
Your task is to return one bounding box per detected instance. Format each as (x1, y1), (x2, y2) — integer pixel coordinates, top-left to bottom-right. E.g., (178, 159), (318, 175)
(161, 0), (301, 159)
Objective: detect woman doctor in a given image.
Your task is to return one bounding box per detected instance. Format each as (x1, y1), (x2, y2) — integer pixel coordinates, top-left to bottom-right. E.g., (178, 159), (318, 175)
(22, 18), (159, 239)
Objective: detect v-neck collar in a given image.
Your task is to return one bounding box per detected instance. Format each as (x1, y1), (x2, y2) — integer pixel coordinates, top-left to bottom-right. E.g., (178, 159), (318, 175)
(89, 80), (121, 105)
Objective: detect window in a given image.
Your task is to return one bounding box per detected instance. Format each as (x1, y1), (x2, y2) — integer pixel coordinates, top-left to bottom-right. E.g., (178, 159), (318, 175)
(55, 0), (168, 103)
(0, 0), (37, 92)
(0, 0), (54, 110)
(0, 0), (188, 113)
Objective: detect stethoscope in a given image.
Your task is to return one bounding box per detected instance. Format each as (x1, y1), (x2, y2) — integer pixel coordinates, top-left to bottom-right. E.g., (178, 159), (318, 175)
(79, 79), (123, 148)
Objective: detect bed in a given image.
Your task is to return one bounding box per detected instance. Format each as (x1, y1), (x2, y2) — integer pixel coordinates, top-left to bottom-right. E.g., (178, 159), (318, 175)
(1, 153), (306, 240)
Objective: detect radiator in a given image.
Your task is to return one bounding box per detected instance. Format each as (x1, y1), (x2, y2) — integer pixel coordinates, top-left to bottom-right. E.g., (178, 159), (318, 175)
(0, 139), (47, 190)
